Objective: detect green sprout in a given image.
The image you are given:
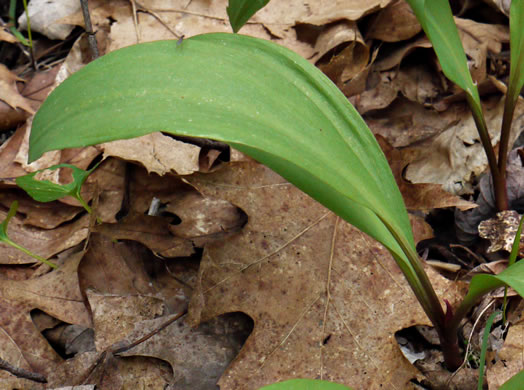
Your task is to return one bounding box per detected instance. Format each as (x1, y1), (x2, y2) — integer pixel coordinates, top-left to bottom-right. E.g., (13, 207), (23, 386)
(1, 201), (57, 269)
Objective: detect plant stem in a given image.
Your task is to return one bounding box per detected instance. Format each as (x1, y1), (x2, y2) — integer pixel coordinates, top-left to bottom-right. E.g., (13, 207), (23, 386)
(21, 0), (36, 70)
(466, 94), (508, 211)
(498, 88), (519, 185)
(4, 238), (57, 269)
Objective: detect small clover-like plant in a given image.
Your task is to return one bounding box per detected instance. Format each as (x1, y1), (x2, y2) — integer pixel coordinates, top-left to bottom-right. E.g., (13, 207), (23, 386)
(0, 201), (57, 269)
(16, 162), (100, 215)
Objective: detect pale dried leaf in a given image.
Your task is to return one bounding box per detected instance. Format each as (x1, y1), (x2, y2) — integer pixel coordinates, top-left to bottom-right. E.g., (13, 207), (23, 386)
(366, 0), (421, 42)
(186, 161), (463, 389)
(0, 252), (90, 377)
(102, 132), (200, 176)
(18, 0), (79, 40)
(0, 64), (34, 114)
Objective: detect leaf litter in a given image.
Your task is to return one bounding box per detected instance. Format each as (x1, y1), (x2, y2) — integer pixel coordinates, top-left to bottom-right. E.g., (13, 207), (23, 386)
(0, 0), (523, 388)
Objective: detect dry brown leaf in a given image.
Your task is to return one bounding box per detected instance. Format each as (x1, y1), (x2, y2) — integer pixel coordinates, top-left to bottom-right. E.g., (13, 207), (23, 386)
(48, 352), (172, 389)
(117, 313), (251, 389)
(0, 252), (90, 377)
(404, 95), (524, 195)
(0, 191), (82, 229)
(186, 161), (463, 389)
(486, 316), (524, 388)
(0, 126), (34, 180)
(374, 37), (432, 72)
(0, 64), (34, 114)
(478, 210), (521, 253)
(94, 212), (195, 258)
(0, 209), (89, 265)
(312, 21), (367, 65)
(80, 234), (190, 311)
(366, 0), (421, 42)
(87, 290), (166, 351)
(0, 27), (17, 43)
(377, 135), (477, 211)
(101, 132), (200, 176)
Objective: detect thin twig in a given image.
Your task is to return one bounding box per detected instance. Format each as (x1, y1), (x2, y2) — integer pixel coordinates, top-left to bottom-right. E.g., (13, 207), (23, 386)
(79, 0), (99, 60)
(0, 357), (47, 383)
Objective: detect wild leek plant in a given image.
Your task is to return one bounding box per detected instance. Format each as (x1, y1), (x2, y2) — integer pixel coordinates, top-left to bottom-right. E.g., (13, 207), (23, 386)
(26, 3), (524, 374)
(406, 0), (524, 212)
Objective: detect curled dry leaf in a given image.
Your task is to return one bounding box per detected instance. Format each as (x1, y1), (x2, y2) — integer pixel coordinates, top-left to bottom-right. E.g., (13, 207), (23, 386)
(0, 210), (89, 265)
(117, 313), (251, 389)
(0, 64), (34, 115)
(486, 308), (524, 388)
(366, 0), (421, 42)
(0, 252), (90, 377)
(101, 132), (201, 176)
(405, 95), (524, 195)
(186, 161), (463, 389)
(376, 134), (477, 211)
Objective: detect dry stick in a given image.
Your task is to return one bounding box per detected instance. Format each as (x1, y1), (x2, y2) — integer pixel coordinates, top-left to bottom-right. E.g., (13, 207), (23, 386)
(79, 0), (99, 60)
(133, 0), (182, 39)
(0, 357), (47, 383)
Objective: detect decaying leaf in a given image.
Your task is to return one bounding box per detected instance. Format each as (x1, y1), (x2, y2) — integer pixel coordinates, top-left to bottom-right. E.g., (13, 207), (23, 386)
(366, 0), (421, 42)
(405, 95), (524, 195)
(117, 313), (251, 389)
(186, 161), (463, 389)
(0, 208), (89, 265)
(478, 210), (521, 253)
(486, 309), (524, 388)
(101, 132), (201, 176)
(0, 64), (34, 114)
(376, 135), (477, 211)
(0, 252), (90, 377)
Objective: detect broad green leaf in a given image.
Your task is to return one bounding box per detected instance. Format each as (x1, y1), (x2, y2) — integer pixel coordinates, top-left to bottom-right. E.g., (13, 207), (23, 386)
(259, 379), (352, 390)
(500, 368), (524, 390)
(0, 201), (57, 268)
(29, 33), (441, 322)
(16, 163), (98, 213)
(463, 260), (524, 308)
(509, 0), (524, 100)
(405, 0), (482, 114)
(227, 0), (270, 33)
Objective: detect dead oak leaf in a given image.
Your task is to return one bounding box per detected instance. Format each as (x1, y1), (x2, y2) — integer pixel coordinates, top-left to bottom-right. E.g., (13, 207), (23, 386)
(0, 64), (34, 114)
(187, 162), (463, 390)
(0, 252), (90, 377)
(376, 135), (477, 211)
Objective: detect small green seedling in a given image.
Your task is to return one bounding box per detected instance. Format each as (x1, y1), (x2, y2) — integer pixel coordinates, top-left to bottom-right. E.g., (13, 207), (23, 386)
(0, 201), (57, 268)
(15, 163), (100, 215)
(25, 0), (524, 382)
(226, 0), (269, 33)
(406, 0), (524, 211)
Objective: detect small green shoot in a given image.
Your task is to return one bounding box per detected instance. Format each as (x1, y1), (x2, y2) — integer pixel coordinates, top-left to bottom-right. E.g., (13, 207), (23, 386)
(227, 0), (269, 33)
(477, 310), (500, 390)
(8, 0), (29, 46)
(0, 201), (57, 269)
(16, 163), (100, 215)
